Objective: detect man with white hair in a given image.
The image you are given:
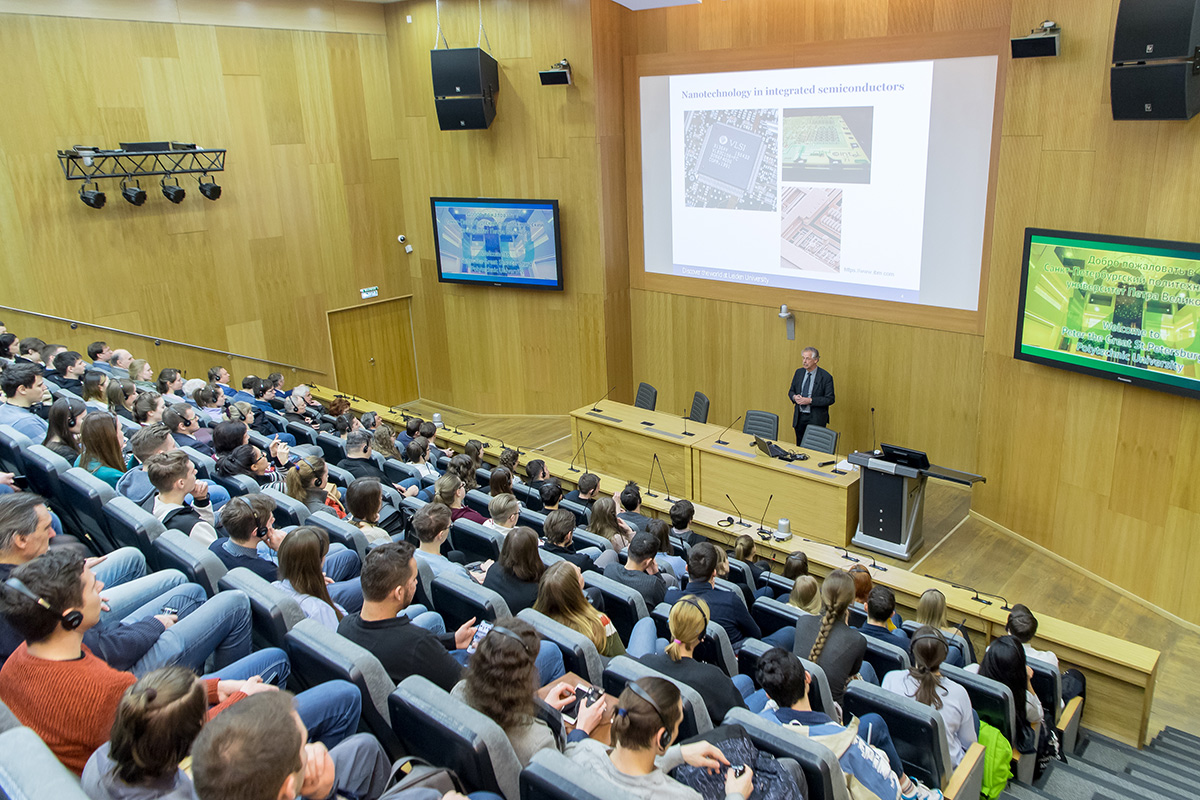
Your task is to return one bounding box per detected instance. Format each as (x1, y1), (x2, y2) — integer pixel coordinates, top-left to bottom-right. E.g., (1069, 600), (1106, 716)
(110, 349), (134, 380)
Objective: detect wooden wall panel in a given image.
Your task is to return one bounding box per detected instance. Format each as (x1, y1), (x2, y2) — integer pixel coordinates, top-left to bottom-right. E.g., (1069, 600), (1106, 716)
(0, 12), (404, 390)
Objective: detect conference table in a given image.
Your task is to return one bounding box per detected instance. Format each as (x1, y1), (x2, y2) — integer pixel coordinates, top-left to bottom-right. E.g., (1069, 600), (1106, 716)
(570, 400), (859, 546)
(308, 386), (1160, 748)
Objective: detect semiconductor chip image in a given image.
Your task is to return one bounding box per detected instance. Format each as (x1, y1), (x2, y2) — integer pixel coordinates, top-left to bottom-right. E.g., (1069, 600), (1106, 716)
(781, 107), (873, 185)
(683, 109), (779, 210)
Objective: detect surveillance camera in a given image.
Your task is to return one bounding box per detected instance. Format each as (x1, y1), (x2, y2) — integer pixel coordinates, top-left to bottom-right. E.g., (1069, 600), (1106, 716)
(397, 234), (406, 244)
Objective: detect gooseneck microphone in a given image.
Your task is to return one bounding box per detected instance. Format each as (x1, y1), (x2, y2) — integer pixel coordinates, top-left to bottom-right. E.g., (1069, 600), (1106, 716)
(835, 545), (860, 563)
(654, 454), (672, 501)
(756, 494), (775, 536)
(681, 409), (694, 437)
(645, 454), (659, 498)
(725, 494), (751, 528)
(591, 386), (617, 412)
(715, 415), (743, 446)
(567, 432), (591, 473)
(871, 406), (877, 453)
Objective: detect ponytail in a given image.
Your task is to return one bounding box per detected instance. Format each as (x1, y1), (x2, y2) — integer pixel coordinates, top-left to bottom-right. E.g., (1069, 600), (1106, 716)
(808, 569), (855, 663)
(286, 456), (325, 501)
(908, 625), (949, 710)
(664, 596), (709, 663)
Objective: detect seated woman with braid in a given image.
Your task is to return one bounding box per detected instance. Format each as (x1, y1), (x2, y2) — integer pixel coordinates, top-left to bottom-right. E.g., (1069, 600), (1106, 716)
(790, 568), (869, 703)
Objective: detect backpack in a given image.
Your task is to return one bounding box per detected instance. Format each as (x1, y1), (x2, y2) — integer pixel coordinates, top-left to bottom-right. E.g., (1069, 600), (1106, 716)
(783, 714), (900, 800)
(670, 724), (806, 800)
(977, 721), (1012, 799)
(378, 756), (466, 799)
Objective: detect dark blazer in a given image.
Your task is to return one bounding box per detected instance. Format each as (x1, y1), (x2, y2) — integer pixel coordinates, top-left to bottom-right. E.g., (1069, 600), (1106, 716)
(664, 580), (761, 650)
(788, 366), (835, 429)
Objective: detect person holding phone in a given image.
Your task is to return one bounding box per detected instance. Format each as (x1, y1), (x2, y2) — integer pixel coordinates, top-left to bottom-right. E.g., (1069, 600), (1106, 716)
(453, 618), (608, 767)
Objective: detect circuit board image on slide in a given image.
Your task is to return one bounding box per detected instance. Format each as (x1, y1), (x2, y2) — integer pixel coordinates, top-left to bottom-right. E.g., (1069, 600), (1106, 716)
(683, 109), (779, 210)
(780, 186), (842, 273)
(781, 107), (873, 184)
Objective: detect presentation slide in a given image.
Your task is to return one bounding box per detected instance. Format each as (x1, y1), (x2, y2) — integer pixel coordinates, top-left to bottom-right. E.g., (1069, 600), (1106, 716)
(640, 56), (998, 311)
(431, 198), (562, 288)
(1016, 230), (1200, 396)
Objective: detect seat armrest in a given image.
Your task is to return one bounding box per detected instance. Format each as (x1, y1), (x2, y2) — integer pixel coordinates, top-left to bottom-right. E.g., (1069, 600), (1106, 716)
(1059, 695), (1083, 755)
(945, 742), (985, 800)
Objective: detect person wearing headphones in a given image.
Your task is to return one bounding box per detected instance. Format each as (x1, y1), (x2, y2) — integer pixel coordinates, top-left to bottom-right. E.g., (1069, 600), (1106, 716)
(637, 596), (767, 724)
(566, 676), (754, 800)
(285, 455), (347, 518)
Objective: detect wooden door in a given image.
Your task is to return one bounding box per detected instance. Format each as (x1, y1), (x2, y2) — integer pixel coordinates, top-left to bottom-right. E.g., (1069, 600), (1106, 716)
(327, 297), (419, 406)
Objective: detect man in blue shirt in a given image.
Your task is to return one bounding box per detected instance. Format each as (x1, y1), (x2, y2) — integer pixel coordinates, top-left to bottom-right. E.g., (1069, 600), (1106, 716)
(859, 585), (911, 654)
(664, 541), (761, 650)
(0, 363), (49, 440)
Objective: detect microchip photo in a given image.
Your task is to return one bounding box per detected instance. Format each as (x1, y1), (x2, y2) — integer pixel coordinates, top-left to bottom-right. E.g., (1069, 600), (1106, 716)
(695, 122), (766, 197)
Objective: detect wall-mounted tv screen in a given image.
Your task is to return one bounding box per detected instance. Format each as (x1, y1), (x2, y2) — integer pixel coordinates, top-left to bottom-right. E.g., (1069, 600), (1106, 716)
(430, 197), (564, 290)
(1015, 227), (1200, 400)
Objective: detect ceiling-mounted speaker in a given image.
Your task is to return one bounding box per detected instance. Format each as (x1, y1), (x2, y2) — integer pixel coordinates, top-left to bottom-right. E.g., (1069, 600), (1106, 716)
(431, 48), (499, 130)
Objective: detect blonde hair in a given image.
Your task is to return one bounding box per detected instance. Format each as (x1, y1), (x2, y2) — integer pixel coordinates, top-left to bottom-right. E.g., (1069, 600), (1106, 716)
(664, 596), (709, 662)
(733, 534), (757, 563)
(788, 575), (821, 614)
(432, 473), (463, 507)
(916, 588), (949, 631)
(809, 569), (855, 664)
(534, 562), (607, 651)
(713, 546), (729, 578)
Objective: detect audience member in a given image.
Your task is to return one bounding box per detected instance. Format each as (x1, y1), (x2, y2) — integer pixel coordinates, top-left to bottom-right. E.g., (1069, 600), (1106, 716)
(129, 359), (156, 391)
(604, 530), (669, 608)
(107, 379), (138, 420)
(208, 494), (286, 580)
(82, 370), (109, 411)
(543, 508), (611, 571)
(193, 383), (225, 423)
(396, 417), (421, 449)
(669, 498), (706, 548)
(87, 341), (115, 374)
(861, 586), (911, 652)
(1006, 603), (1085, 702)
(647, 518), (686, 581)
(483, 492), (520, 535)
(787, 575), (821, 615)
(482, 526), (545, 613)
(369, 422), (403, 458)
(417, 420), (449, 462)
(206, 366), (232, 396)
(333, 412), (360, 439)
(156, 367), (184, 397)
(47, 350), (86, 394)
(132, 391), (165, 426)
(588, 496), (633, 551)
(110, 349), (134, 380)
(146, 451), (217, 545)
(639, 596), (764, 723)
(733, 535), (770, 587)
(77, 411), (128, 488)
(191, 691), (389, 800)
(432, 473), (486, 524)
(162, 404), (212, 456)
(115, 424), (230, 512)
(789, 569), (865, 703)
(14, 337), (46, 371)
(0, 333), (17, 360)
(463, 439), (485, 473)
(967, 634), (1042, 752)
(665, 542), (761, 650)
(407, 436), (440, 480)
(488, 465), (513, 497)
(282, 454), (344, 515)
(274, 527), (348, 630)
(338, 430), (421, 497)
(881, 626), (977, 767)
(42, 396), (86, 463)
(523, 458), (549, 512)
(565, 676), (752, 800)
(0, 363), (49, 439)
(914, 589), (969, 667)
(539, 477), (564, 514)
(534, 561), (649, 658)
(617, 481), (654, 534)
(412, 503), (487, 582)
(344, 478), (391, 545)
(447, 453), (478, 491)
(498, 447), (521, 482)
(218, 443), (289, 493)
(564, 471), (600, 510)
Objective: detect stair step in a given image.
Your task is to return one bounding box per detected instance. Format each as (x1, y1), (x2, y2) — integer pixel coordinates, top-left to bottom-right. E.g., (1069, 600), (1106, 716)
(1079, 736), (1200, 779)
(1159, 727), (1200, 750)
(1041, 759), (1193, 800)
(1001, 781), (1059, 800)
(1127, 764), (1200, 796)
(1148, 739), (1200, 767)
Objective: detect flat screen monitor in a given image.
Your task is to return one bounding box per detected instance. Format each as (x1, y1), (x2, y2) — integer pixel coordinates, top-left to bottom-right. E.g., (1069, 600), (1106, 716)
(880, 443), (930, 470)
(430, 197), (564, 290)
(1014, 227), (1200, 400)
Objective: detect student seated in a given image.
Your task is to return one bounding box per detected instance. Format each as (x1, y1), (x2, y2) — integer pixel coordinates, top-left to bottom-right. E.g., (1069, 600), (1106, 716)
(543, 508), (612, 571)
(565, 676), (755, 800)
(787, 575), (821, 615)
(588, 496), (633, 552)
(482, 526), (545, 613)
(668, 498), (706, 548)
(777, 552), (810, 600)
(193, 383), (225, 424)
(283, 454), (345, 516)
(156, 367), (185, 398)
(217, 443), (290, 494)
(965, 634), (1042, 753)
(82, 370), (110, 411)
(498, 447), (522, 483)
(274, 527), (356, 629)
(338, 430), (422, 498)
(563, 471), (600, 511)
(47, 349), (87, 395)
(665, 542), (761, 651)
(396, 417), (421, 449)
(733, 534), (771, 587)
(453, 617), (608, 767)
(914, 589), (969, 667)
(539, 477), (565, 514)
(534, 561), (658, 659)
(0, 362), (50, 439)
(42, 396), (86, 463)
(1005, 604), (1085, 702)
(76, 411), (129, 488)
(603, 530), (670, 608)
(523, 459), (549, 512)
(483, 492), (520, 536)
(433, 473), (487, 525)
(860, 586), (911, 652)
(344, 477), (393, 545)
(338, 542), (563, 689)
(639, 596), (767, 724)
(406, 436), (440, 480)
(145, 451), (218, 545)
(756, 647), (942, 800)
(132, 391), (166, 426)
(647, 518), (687, 582)
(81, 665), (277, 800)
(191, 691), (391, 800)
(162, 404), (213, 456)
(116, 424), (230, 512)
(881, 626), (977, 768)
(488, 465), (514, 497)
(418, 420), (450, 462)
(617, 482), (654, 535)
(412, 503), (488, 582)
(788, 569), (868, 703)
(447, 453), (479, 492)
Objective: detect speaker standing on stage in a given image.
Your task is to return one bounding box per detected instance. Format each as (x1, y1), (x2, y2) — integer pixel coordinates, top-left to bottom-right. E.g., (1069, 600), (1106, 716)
(789, 346), (835, 445)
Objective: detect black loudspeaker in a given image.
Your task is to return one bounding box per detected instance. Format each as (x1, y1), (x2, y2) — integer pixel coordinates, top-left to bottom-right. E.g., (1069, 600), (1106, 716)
(431, 48), (499, 130)
(1111, 61), (1200, 119)
(1113, 0), (1200, 62)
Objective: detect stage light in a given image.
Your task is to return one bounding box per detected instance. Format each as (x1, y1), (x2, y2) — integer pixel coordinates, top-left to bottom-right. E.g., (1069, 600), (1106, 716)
(197, 174), (221, 200)
(120, 179), (146, 206)
(161, 178), (186, 204)
(79, 181), (106, 209)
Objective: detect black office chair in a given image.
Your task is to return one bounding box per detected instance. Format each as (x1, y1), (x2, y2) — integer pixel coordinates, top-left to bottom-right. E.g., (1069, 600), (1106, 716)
(689, 391), (710, 423)
(800, 425), (839, 454)
(633, 382), (657, 411)
(743, 410), (779, 441)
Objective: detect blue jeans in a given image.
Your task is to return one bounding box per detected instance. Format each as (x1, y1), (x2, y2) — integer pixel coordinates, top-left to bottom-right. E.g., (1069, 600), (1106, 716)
(329, 577), (364, 613)
(398, 477), (434, 503)
(625, 617), (664, 658)
(403, 605), (444, 634)
(732, 674), (769, 713)
(132, 589), (253, 676)
(858, 712), (905, 778)
(858, 661), (879, 685)
(203, 648), (361, 749)
(99, 570), (194, 629)
(202, 481), (231, 512)
(92, 547), (148, 592)
(763, 626), (795, 651)
(324, 545), (361, 581)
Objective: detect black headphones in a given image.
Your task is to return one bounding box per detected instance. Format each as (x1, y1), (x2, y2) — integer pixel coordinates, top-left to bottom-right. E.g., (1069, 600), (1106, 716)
(910, 629), (950, 656)
(4, 577), (84, 631)
(489, 625), (535, 656)
(298, 457), (323, 488)
(229, 497), (269, 538)
(626, 680), (674, 750)
(677, 596), (708, 643)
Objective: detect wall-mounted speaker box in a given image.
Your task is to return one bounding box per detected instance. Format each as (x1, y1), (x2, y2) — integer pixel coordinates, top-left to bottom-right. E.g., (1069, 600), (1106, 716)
(431, 48), (500, 130)
(1011, 33), (1059, 59)
(1113, 0), (1200, 61)
(1111, 61), (1200, 119)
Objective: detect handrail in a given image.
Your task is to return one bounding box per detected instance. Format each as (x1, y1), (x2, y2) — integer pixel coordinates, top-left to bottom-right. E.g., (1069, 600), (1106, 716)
(0, 305), (326, 374)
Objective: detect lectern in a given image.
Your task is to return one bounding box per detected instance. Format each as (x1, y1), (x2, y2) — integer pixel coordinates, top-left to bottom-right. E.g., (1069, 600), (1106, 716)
(849, 444), (984, 560)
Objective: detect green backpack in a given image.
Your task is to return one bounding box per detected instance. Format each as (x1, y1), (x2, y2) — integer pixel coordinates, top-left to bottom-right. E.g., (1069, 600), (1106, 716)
(977, 721), (1012, 799)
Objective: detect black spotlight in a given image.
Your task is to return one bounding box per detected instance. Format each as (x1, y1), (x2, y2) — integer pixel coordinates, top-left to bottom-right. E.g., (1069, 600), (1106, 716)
(121, 180), (146, 206)
(198, 175), (222, 201)
(79, 182), (106, 209)
(161, 179), (186, 204)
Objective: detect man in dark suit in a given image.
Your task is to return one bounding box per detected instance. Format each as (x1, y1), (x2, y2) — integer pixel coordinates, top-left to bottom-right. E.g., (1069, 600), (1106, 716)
(788, 346), (835, 446)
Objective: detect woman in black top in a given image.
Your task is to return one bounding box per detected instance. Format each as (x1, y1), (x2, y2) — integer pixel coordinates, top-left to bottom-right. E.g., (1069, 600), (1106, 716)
(793, 568), (866, 705)
(482, 526), (545, 613)
(43, 397), (87, 463)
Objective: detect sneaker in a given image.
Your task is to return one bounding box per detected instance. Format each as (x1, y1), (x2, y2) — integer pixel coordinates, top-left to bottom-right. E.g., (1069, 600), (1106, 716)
(901, 779), (943, 800)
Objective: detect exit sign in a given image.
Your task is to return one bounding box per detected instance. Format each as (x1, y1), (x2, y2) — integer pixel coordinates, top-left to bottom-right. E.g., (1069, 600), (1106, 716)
(360, 286), (379, 299)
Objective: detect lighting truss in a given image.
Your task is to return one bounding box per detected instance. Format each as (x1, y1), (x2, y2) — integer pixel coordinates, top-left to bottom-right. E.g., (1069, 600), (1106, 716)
(57, 146), (226, 182)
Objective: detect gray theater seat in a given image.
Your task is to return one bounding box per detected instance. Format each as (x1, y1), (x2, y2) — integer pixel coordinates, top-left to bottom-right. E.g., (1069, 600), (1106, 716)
(261, 487), (312, 528)
(152, 530), (227, 596)
(582, 571), (647, 642)
(518, 607), (604, 685)
(724, 707), (851, 800)
(521, 749), (619, 800)
(218, 567), (305, 651)
(601, 655), (713, 736)
(0, 726), (91, 800)
(431, 573), (511, 628)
